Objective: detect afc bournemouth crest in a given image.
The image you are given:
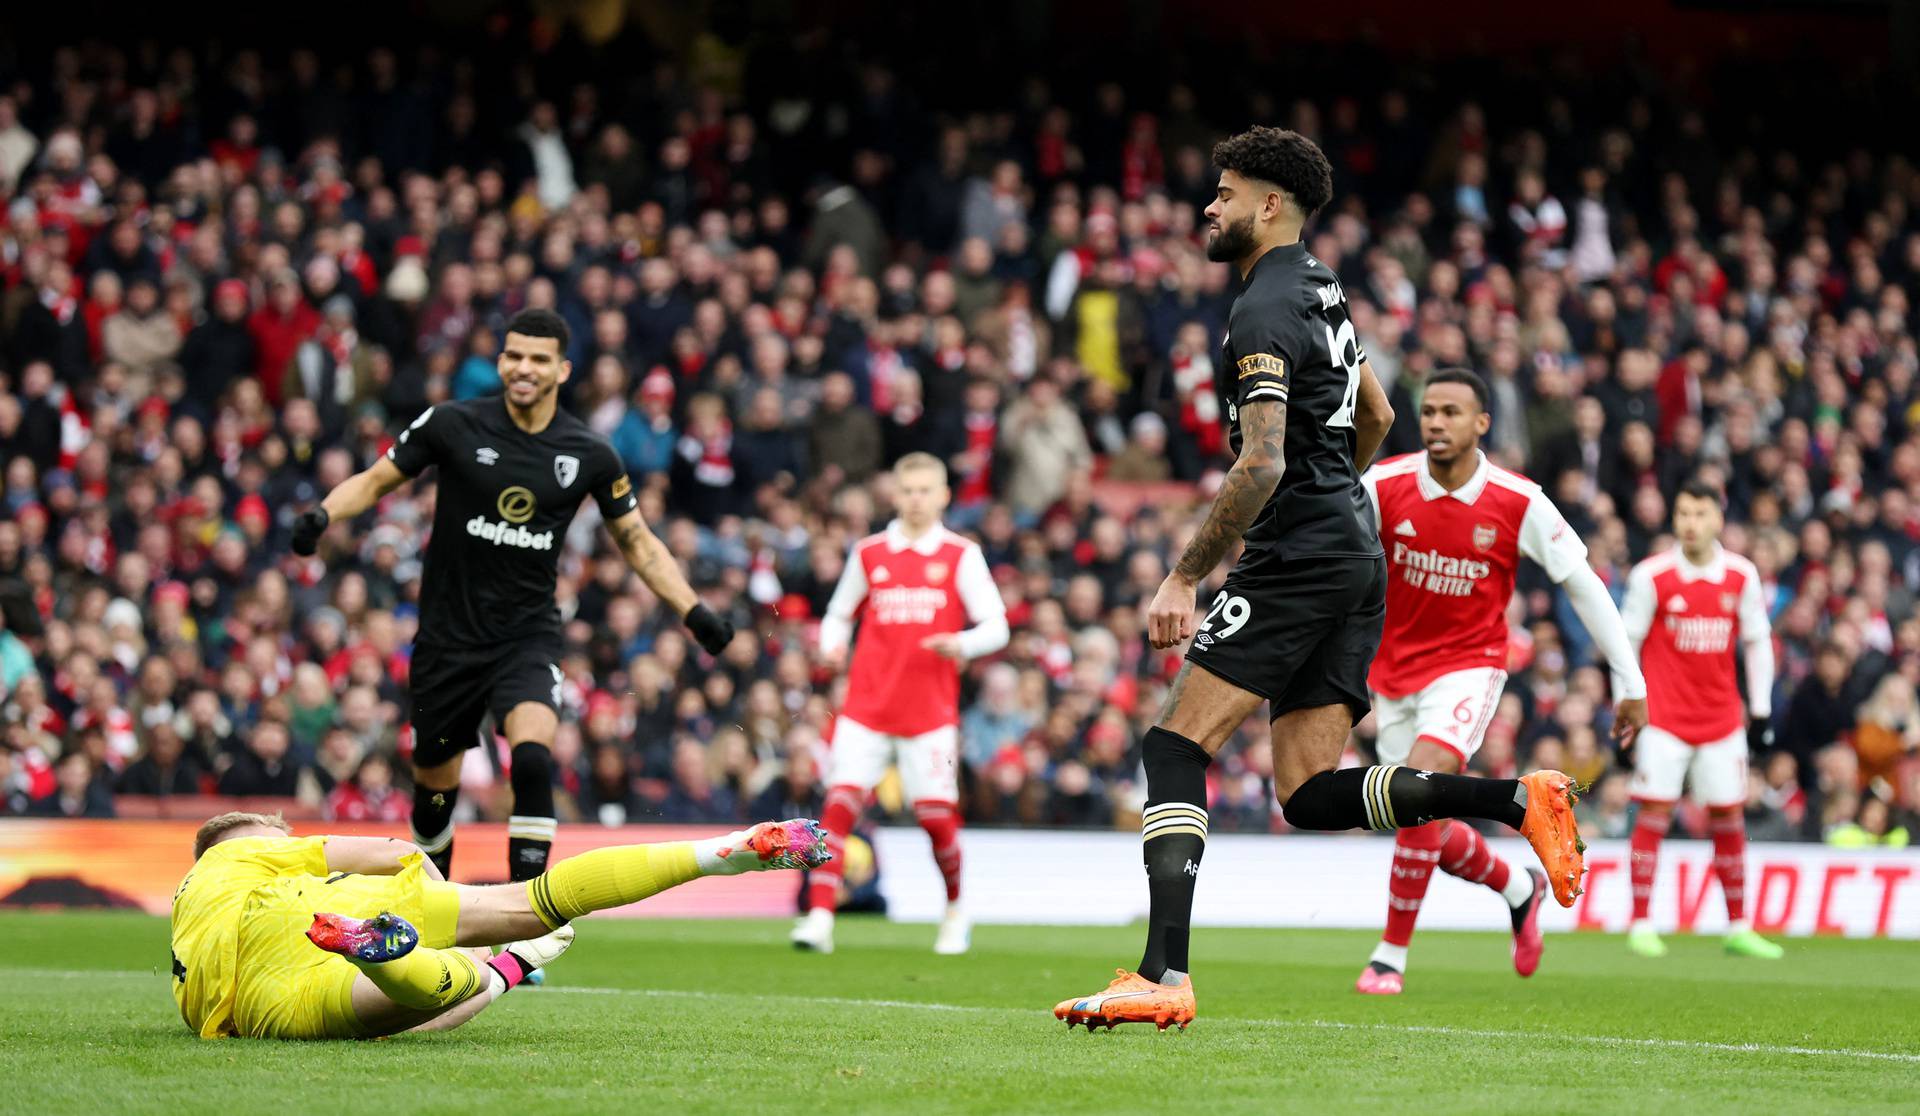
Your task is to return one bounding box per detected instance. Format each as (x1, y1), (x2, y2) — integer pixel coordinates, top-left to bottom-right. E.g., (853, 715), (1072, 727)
(926, 561), (950, 584)
(1473, 523), (1498, 552)
(554, 454), (580, 488)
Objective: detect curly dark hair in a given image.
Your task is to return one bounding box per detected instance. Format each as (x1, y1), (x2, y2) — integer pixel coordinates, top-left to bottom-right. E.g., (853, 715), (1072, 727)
(1211, 126), (1334, 219)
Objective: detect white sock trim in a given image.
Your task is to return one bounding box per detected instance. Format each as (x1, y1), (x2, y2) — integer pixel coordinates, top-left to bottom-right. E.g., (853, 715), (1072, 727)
(410, 820), (455, 854)
(1501, 867), (1535, 908)
(507, 815), (558, 841)
(1369, 942), (1409, 972)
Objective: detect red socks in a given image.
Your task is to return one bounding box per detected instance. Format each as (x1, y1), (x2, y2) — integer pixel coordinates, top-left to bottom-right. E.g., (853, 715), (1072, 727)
(1630, 805), (1672, 922)
(913, 799), (964, 903)
(1383, 820), (1448, 947)
(1438, 817), (1511, 893)
(806, 784), (866, 913)
(1708, 806), (1746, 922)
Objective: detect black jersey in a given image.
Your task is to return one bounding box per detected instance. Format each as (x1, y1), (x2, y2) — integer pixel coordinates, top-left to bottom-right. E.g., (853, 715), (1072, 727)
(1214, 241), (1383, 561)
(386, 397), (637, 647)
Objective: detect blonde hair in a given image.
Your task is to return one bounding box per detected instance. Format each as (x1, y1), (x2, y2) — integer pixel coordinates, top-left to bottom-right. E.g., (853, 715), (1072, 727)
(892, 452), (947, 482)
(193, 811), (292, 859)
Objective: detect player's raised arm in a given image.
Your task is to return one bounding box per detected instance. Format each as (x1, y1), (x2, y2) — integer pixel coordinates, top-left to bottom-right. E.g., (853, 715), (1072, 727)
(292, 404), (446, 555)
(1352, 359), (1393, 472)
(1151, 397), (1286, 649)
(291, 455), (410, 556)
(602, 506), (734, 654)
(1519, 487), (1647, 742)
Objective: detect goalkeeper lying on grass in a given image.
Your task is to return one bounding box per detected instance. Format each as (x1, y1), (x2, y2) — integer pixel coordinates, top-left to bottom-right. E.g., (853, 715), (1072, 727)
(169, 810), (830, 1039)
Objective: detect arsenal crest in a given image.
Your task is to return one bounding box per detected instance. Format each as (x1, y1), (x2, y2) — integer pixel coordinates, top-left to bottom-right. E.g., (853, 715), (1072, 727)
(1721, 592), (1737, 611)
(926, 561), (949, 584)
(554, 454), (580, 488)
(1472, 523), (1498, 552)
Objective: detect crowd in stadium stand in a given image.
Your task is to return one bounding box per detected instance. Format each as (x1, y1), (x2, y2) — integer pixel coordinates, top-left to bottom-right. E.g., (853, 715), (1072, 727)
(0, 29), (1917, 849)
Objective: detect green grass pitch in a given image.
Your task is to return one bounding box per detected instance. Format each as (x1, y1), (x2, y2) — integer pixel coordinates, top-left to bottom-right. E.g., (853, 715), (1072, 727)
(5, 911), (1916, 1114)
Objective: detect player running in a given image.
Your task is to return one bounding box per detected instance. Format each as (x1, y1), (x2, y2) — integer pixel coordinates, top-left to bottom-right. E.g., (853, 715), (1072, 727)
(1054, 127), (1590, 1032)
(1620, 480), (1784, 959)
(792, 453), (1008, 956)
(291, 308), (734, 886)
(1352, 369), (1648, 995)
(169, 809), (828, 1039)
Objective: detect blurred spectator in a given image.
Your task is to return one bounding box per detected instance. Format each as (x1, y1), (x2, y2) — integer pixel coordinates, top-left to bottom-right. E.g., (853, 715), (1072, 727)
(29, 751), (115, 817)
(117, 723), (204, 797)
(326, 753), (409, 822)
(217, 722), (304, 797)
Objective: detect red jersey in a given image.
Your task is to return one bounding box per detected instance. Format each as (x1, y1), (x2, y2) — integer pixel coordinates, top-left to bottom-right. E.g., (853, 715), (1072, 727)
(1362, 452), (1590, 698)
(1623, 545), (1767, 743)
(821, 521), (1008, 736)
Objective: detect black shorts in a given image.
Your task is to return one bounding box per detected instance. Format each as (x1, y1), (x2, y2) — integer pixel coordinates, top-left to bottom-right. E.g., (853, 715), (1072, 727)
(1183, 552), (1385, 722)
(409, 636), (564, 767)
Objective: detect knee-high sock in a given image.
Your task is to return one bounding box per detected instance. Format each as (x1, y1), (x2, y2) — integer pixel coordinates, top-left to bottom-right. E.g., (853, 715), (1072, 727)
(1707, 805), (1747, 923)
(1282, 765), (1526, 831)
(1438, 818), (1512, 894)
(410, 783), (459, 879)
(508, 742), (557, 882)
(1382, 820), (1448, 950)
(527, 842), (702, 930)
(913, 799), (963, 903)
(350, 944), (487, 1011)
(806, 784), (866, 914)
(1630, 805), (1672, 922)
(1138, 727), (1212, 984)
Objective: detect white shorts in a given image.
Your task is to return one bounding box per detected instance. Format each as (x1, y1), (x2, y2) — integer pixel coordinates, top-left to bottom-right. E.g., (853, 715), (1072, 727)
(1372, 667), (1507, 768)
(826, 717), (960, 804)
(1630, 724), (1747, 807)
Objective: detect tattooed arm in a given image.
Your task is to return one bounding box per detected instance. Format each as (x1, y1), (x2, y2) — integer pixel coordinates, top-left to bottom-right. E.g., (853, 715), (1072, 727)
(1177, 399), (1287, 580)
(603, 508), (700, 618)
(1147, 399), (1287, 648)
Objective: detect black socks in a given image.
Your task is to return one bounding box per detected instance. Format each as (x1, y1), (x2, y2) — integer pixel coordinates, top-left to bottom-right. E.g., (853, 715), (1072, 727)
(1281, 765), (1526, 832)
(1137, 727), (1213, 983)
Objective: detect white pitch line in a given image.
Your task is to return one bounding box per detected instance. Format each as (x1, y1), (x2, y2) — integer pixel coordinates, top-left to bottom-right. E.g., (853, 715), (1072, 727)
(551, 984), (1920, 1065)
(22, 968), (1920, 1065)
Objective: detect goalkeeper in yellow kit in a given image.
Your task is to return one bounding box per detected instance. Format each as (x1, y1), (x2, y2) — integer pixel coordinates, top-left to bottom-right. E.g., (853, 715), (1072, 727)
(169, 811), (829, 1039)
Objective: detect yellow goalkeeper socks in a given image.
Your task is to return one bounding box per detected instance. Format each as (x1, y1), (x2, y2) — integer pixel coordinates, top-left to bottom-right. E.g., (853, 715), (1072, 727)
(527, 842), (701, 930)
(349, 945), (487, 1011)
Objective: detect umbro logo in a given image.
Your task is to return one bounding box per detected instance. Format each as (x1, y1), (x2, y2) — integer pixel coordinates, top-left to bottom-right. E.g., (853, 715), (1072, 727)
(475, 447), (499, 466)
(1667, 595), (1688, 612)
(1394, 519), (1418, 537)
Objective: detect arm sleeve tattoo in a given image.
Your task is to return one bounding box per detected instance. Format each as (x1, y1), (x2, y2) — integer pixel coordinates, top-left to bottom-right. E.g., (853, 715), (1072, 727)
(1173, 399), (1286, 581)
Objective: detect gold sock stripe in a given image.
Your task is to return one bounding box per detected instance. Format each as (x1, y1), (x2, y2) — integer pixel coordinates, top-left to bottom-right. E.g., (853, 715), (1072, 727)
(1365, 765), (1404, 831)
(1142, 824), (1210, 841)
(1142, 815), (1209, 838)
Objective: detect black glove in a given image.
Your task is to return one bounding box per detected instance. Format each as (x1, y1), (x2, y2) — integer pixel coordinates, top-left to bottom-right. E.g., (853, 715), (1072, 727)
(684, 602), (734, 655)
(1747, 718), (1775, 755)
(290, 506), (330, 556)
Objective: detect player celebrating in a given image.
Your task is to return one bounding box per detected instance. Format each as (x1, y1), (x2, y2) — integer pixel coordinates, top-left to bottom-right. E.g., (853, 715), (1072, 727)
(1620, 480), (1783, 959)
(1354, 369), (1648, 995)
(1054, 128), (1589, 1032)
(169, 809), (828, 1039)
(290, 309), (734, 885)
(791, 452), (1008, 956)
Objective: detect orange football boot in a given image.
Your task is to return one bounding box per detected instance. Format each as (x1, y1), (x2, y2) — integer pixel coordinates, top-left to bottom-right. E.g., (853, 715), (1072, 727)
(1053, 970), (1196, 1031)
(1517, 770), (1586, 907)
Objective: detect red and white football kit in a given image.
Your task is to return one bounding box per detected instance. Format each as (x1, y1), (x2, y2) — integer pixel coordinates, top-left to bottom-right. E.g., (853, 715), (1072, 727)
(1362, 451), (1614, 765)
(806, 520), (1008, 916)
(1621, 545), (1771, 806)
(1355, 450), (1647, 983)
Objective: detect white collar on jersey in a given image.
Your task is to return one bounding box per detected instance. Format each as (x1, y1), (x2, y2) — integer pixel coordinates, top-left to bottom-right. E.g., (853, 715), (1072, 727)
(1415, 449), (1492, 504)
(1672, 542), (1728, 583)
(884, 519), (948, 555)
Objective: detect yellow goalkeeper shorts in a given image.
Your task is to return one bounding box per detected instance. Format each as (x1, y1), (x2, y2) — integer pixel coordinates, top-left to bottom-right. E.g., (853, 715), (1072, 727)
(230, 853), (461, 1039)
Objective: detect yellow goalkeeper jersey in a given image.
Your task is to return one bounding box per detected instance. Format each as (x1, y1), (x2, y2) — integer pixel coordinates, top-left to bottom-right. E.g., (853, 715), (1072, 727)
(170, 835), (330, 1038)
